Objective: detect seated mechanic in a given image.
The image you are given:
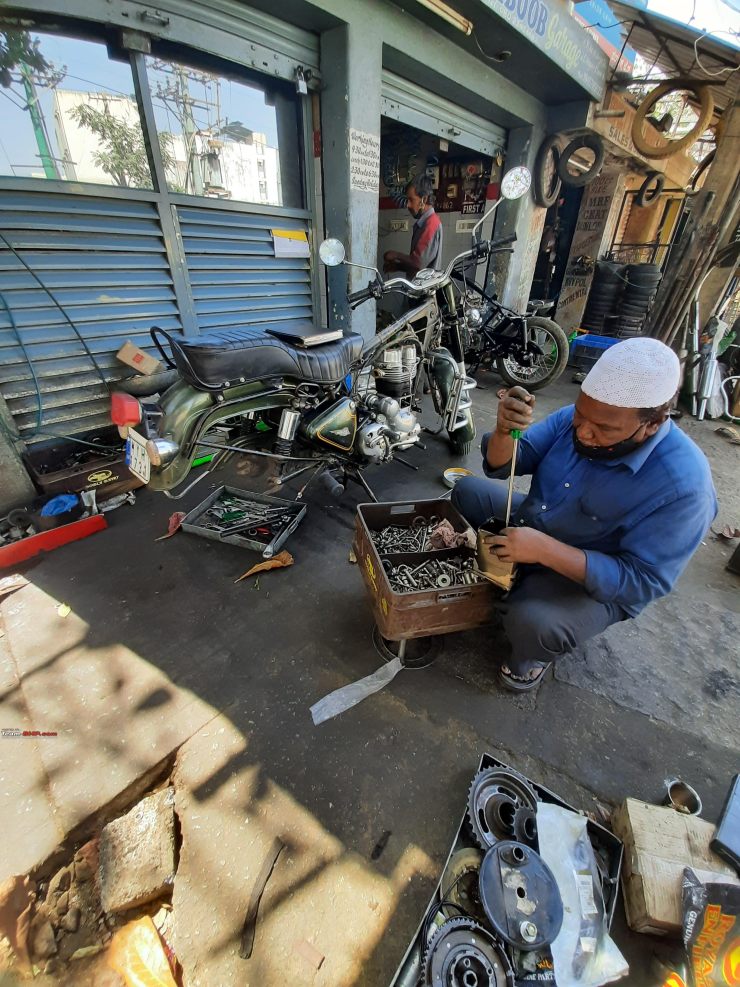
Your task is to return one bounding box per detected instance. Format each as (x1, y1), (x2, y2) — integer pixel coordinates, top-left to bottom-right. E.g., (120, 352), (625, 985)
(452, 337), (717, 692)
(383, 173), (442, 277)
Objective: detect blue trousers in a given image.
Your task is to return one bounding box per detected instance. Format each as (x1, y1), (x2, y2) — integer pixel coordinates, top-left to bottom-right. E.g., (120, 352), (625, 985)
(452, 476), (627, 676)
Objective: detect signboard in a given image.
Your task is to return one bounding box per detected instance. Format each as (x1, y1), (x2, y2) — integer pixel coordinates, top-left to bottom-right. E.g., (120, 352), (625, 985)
(556, 170), (625, 332)
(574, 0), (636, 74)
(349, 129), (380, 194)
(481, 0), (609, 99)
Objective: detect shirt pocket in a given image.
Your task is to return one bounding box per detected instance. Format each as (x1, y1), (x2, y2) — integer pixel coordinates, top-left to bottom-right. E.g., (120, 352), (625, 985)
(575, 495), (625, 543)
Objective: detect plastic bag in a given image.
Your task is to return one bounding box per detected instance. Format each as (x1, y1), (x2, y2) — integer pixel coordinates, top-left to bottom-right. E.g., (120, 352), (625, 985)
(681, 867), (740, 986)
(310, 657), (403, 725)
(536, 803), (628, 987)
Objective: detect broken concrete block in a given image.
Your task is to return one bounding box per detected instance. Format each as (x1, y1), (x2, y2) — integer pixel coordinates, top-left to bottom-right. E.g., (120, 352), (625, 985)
(99, 788), (176, 913)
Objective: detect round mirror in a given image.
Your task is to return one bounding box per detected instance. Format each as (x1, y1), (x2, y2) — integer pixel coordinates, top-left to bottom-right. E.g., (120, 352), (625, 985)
(500, 166), (532, 200)
(319, 238), (346, 267)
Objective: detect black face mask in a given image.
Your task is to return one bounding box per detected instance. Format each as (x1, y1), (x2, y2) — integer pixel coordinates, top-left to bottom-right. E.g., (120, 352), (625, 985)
(572, 425), (644, 461)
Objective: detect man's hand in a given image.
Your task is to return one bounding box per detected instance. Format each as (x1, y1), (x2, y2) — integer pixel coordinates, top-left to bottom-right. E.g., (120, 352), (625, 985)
(491, 527), (588, 585)
(496, 385), (535, 436)
(490, 526), (549, 565)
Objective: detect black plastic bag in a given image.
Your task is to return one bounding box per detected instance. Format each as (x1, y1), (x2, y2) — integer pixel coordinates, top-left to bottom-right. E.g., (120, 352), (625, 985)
(681, 867), (740, 986)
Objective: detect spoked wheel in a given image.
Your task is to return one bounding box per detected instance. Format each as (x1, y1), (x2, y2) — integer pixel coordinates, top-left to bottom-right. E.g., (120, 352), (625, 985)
(496, 316), (569, 391)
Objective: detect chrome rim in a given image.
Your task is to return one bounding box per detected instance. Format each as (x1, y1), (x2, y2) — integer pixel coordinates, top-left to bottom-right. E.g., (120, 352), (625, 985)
(501, 324), (560, 384)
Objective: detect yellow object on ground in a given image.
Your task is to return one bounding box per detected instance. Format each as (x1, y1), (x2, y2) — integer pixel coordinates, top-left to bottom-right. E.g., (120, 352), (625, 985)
(108, 916), (177, 987)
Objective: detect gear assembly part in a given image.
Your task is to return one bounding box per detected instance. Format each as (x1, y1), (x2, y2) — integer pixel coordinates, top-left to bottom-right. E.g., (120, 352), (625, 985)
(467, 767), (537, 849)
(478, 841), (564, 952)
(440, 848), (486, 923)
(513, 806), (538, 848)
(423, 917), (514, 987)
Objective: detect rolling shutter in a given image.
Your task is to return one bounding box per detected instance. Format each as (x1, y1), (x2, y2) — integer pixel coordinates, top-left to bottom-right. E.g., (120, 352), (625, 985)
(177, 204), (313, 331)
(381, 70), (507, 157)
(0, 190), (180, 441)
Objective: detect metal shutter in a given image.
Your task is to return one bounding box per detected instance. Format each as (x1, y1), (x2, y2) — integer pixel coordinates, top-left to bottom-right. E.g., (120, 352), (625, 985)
(381, 71), (507, 157)
(177, 204), (313, 331)
(0, 190), (180, 441)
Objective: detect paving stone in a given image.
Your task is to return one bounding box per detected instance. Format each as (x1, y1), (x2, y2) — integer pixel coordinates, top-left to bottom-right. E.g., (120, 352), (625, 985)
(99, 788), (176, 914)
(0, 583), (217, 880)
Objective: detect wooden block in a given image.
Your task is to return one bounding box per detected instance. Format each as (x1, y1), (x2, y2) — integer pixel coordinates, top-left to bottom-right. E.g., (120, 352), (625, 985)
(477, 530), (515, 591)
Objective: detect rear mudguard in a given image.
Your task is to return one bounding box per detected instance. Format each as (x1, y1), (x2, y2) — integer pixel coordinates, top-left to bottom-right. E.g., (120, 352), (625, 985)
(430, 349), (476, 450)
(147, 377), (292, 491)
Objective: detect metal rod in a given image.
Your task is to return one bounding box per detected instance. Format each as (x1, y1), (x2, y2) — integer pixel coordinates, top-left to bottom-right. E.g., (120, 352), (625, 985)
(504, 436), (519, 527)
(194, 440), (319, 462)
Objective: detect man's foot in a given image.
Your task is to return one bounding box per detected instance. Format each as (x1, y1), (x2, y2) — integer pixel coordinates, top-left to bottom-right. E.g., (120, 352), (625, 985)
(497, 662), (551, 693)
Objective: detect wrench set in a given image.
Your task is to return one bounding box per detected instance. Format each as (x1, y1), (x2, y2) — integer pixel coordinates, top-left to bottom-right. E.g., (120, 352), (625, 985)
(181, 485), (306, 558)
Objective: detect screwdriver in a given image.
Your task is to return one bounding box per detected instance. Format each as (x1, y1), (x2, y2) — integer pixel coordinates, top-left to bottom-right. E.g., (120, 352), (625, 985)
(504, 428), (521, 527)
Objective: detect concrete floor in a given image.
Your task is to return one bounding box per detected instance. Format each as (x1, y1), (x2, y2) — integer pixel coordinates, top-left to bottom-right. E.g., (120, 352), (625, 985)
(2, 372), (739, 985)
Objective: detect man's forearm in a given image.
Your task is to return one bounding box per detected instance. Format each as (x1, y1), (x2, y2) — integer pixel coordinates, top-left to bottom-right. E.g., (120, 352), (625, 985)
(486, 430), (515, 469)
(538, 534), (587, 585)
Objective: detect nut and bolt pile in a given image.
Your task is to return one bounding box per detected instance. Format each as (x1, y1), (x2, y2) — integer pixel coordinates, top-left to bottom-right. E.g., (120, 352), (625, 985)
(381, 556), (483, 593)
(370, 516), (442, 554)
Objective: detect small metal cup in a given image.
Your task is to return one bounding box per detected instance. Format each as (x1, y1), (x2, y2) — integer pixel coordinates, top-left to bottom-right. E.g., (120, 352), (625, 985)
(663, 778), (702, 816)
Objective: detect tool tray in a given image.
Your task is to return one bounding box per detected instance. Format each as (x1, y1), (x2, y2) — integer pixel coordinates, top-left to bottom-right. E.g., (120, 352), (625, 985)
(354, 499), (498, 641)
(389, 753), (624, 986)
(181, 484), (305, 558)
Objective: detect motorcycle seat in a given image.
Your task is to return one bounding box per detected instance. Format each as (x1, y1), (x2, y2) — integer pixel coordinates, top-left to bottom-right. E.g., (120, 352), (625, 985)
(157, 324), (364, 391)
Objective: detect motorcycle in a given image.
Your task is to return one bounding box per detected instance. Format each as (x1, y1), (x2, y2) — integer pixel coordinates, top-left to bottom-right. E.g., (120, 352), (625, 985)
(111, 168), (531, 500)
(452, 262), (569, 390)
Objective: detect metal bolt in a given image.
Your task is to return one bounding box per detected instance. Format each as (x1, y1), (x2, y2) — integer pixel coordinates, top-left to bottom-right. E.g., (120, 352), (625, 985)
(520, 921), (538, 943)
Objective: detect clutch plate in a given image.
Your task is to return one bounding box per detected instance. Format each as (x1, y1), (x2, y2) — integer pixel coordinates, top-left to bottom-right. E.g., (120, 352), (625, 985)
(423, 917), (514, 987)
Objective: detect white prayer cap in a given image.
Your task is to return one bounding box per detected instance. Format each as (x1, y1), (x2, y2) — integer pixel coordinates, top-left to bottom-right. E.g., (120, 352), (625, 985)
(581, 337), (680, 408)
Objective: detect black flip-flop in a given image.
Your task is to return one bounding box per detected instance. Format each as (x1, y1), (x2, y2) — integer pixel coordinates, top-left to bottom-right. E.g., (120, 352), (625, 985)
(497, 662), (552, 693)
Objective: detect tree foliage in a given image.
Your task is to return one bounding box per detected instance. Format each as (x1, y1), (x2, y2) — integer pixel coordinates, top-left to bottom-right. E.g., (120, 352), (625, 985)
(0, 29), (60, 88)
(71, 100), (176, 189)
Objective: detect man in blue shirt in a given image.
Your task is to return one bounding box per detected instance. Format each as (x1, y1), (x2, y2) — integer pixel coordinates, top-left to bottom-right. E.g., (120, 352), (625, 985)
(452, 337), (717, 692)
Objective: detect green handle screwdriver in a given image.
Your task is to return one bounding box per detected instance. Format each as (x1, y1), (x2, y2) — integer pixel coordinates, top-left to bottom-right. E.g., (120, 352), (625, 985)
(504, 428), (522, 527)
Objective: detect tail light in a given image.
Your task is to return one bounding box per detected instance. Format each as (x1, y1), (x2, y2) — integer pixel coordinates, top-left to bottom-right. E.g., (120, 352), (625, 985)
(111, 392), (142, 427)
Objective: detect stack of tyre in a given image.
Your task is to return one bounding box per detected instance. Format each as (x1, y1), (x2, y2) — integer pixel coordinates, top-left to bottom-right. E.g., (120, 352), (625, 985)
(580, 262), (624, 333)
(616, 263), (662, 336)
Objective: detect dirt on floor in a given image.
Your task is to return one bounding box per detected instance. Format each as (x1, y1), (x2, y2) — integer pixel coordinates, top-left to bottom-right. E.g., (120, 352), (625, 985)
(1, 371), (738, 986)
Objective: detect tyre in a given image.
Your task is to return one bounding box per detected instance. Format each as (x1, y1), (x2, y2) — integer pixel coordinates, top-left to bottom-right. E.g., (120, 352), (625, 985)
(496, 317), (569, 391)
(557, 134), (605, 187)
(632, 82), (714, 160)
(533, 133), (563, 208)
(636, 171), (665, 207)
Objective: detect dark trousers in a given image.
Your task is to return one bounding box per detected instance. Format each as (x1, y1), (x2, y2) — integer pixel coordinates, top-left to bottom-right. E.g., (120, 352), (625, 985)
(452, 476), (627, 676)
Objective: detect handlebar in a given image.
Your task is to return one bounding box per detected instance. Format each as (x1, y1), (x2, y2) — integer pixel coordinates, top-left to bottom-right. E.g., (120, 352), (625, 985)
(348, 232), (519, 306)
(348, 285), (375, 306)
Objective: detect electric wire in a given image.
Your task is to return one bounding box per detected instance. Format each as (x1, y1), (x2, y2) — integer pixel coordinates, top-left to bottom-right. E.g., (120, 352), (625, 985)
(471, 32), (508, 62)
(0, 232), (110, 390)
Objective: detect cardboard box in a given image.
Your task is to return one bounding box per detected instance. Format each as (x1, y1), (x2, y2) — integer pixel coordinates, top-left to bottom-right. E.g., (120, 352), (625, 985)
(611, 798), (740, 937)
(477, 528), (515, 591)
(116, 341), (162, 376)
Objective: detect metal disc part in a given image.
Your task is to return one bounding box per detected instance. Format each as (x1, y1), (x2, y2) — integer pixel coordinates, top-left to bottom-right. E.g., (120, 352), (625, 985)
(478, 841), (564, 952)
(440, 848), (486, 922)
(467, 768), (537, 849)
(513, 806), (538, 848)
(423, 917), (514, 987)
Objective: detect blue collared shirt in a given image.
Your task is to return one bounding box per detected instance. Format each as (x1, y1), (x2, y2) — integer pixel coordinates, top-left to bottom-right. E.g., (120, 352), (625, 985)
(482, 405), (717, 615)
